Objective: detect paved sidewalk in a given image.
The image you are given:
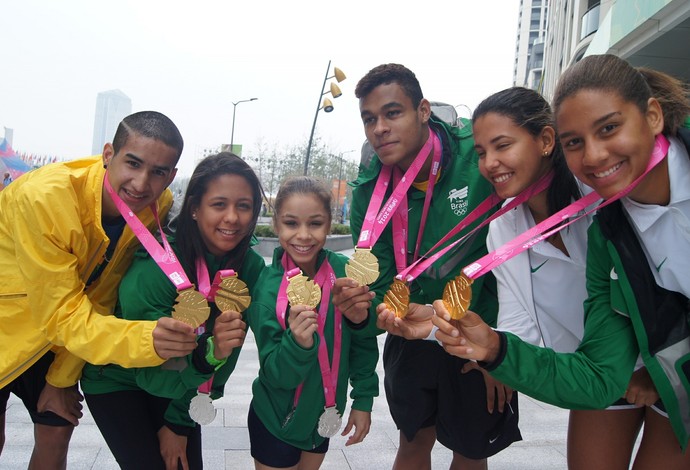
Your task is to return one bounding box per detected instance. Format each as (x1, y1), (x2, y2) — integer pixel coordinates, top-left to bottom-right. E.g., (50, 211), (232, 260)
(0, 329), (573, 470)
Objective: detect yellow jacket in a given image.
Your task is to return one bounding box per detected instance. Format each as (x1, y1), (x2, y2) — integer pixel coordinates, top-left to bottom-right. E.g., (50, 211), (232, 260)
(0, 156), (173, 388)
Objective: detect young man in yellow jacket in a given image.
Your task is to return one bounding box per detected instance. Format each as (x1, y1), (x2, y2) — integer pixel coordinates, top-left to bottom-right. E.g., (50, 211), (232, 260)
(0, 111), (198, 469)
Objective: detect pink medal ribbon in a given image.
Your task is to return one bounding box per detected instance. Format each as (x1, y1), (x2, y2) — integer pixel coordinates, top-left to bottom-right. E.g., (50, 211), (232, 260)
(358, 131), (441, 272)
(397, 170), (554, 283)
(276, 253), (342, 410)
(103, 175), (193, 291)
(462, 134), (671, 281)
(194, 257), (237, 394)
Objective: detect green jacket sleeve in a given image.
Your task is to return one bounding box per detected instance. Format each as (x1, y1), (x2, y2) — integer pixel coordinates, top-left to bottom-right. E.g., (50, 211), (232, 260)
(347, 333), (379, 412)
(490, 221), (638, 409)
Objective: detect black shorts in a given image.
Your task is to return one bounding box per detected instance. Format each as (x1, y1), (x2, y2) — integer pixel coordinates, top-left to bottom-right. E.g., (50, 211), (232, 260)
(247, 402), (328, 468)
(383, 334), (522, 459)
(84, 390), (202, 470)
(0, 351), (73, 427)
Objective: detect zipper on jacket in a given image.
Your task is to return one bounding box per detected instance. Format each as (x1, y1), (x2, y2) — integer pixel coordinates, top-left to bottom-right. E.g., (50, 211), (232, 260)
(0, 292), (27, 300)
(80, 240), (106, 284)
(281, 408), (296, 428)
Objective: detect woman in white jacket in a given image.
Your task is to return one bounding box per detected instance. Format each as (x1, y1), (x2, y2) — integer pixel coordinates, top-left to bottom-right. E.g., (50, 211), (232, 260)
(472, 87), (665, 469)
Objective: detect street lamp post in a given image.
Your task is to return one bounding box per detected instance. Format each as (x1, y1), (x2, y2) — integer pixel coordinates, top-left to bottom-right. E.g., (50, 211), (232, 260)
(230, 97), (258, 151)
(304, 60), (346, 175)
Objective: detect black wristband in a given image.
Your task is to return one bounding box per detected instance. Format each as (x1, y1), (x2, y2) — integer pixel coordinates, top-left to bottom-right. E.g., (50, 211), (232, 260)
(191, 332), (215, 374)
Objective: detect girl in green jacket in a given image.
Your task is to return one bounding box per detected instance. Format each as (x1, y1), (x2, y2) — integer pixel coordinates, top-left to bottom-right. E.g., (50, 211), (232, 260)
(432, 54), (690, 462)
(81, 152), (266, 470)
(246, 176), (379, 470)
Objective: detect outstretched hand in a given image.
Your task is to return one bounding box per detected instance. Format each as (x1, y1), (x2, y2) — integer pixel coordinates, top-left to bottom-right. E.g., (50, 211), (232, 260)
(376, 302), (434, 340)
(431, 300), (501, 362)
(153, 317), (198, 359)
(332, 278), (375, 325)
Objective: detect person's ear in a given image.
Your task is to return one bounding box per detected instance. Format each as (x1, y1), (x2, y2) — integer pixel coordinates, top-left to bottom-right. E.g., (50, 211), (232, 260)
(540, 126), (556, 157)
(419, 98), (432, 124)
(102, 143), (115, 169)
(646, 97), (664, 135)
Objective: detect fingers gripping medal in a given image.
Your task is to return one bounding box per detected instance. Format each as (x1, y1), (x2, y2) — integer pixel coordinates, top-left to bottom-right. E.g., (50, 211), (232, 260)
(173, 288), (211, 328)
(213, 271), (251, 313)
(317, 406), (343, 438)
(383, 278), (410, 318)
(286, 269), (321, 308)
(442, 273), (473, 320)
(345, 248), (380, 286)
(188, 393), (216, 425)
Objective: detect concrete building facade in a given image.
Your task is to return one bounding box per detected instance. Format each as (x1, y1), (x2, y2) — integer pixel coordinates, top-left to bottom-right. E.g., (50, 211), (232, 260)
(91, 89), (131, 155)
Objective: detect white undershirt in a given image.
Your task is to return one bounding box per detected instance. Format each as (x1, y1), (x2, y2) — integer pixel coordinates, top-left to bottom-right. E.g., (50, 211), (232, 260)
(622, 136), (690, 299)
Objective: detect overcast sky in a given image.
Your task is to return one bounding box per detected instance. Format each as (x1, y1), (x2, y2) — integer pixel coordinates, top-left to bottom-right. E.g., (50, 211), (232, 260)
(1, 0), (520, 176)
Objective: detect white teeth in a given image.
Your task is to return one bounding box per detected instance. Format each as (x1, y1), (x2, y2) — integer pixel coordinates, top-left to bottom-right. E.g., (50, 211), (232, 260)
(493, 173), (512, 183)
(218, 229), (238, 235)
(292, 245), (312, 253)
(124, 189), (145, 199)
(594, 162), (622, 178)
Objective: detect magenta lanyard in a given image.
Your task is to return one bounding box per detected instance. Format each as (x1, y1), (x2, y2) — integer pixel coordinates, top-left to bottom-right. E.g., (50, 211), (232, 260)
(103, 175), (193, 291)
(463, 134), (670, 281)
(357, 131), (440, 268)
(397, 170), (554, 283)
(276, 253), (342, 408)
(194, 257), (237, 394)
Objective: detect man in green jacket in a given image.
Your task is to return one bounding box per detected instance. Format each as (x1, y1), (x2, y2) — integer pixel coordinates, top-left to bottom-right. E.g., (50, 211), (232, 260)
(333, 63), (521, 469)
(0, 111), (198, 469)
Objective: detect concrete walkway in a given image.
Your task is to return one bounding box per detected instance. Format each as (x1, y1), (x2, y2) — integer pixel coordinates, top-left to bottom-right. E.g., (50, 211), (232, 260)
(1, 248), (575, 469)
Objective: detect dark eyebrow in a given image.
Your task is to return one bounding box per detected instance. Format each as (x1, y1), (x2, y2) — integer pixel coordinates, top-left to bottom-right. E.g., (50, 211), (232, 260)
(125, 152), (173, 172)
(360, 101), (404, 119)
(559, 111), (620, 140)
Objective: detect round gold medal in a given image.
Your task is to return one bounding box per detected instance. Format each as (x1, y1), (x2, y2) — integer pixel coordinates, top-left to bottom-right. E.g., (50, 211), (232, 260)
(286, 272), (322, 309)
(383, 278), (410, 318)
(345, 248), (380, 286)
(442, 274), (473, 320)
(173, 288), (210, 328)
(214, 273), (251, 313)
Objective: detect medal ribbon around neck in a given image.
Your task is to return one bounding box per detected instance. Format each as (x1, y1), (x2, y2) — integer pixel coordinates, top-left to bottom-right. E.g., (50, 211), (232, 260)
(276, 253), (343, 411)
(383, 170), (554, 318)
(446, 134), (671, 320)
(346, 130), (439, 285)
(103, 174), (209, 328)
(194, 258), (250, 396)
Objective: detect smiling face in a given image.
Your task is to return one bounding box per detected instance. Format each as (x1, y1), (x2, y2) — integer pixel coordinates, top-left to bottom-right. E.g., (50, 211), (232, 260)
(192, 173), (255, 257)
(474, 112), (554, 199)
(275, 193), (330, 278)
(102, 132), (178, 218)
(556, 89), (664, 201)
(359, 82), (431, 170)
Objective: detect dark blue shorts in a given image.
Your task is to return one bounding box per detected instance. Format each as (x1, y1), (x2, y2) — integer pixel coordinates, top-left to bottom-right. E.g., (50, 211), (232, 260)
(247, 402), (329, 468)
(0, 352), (73, 427)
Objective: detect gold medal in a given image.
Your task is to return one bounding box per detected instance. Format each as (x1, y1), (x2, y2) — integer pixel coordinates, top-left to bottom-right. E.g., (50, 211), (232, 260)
(214, 273), (251, 313)
(442, 274), (473, 320)
(286, 271), (321, 309)
(383, 278), (410, 318)
(173, 288), (210, 328)
(345, 248), (380, 286)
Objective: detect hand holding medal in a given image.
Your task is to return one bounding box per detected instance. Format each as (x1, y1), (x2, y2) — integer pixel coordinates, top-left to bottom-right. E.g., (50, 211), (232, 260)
(383, 278), (410, 318)
(173, 288), (211, 328)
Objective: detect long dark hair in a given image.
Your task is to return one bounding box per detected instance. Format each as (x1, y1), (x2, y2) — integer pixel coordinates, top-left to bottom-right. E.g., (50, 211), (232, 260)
(473, 87), (581, 215)
(170, 152), (264, 284)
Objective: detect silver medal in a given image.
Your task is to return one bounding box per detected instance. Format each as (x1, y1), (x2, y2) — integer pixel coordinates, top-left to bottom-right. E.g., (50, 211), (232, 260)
(317, 406), (342, 438)
(188, 393), (216, 425)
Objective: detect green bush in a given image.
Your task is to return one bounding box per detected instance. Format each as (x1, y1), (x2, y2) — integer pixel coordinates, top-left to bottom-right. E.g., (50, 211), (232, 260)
(253, 224), (351, 238)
